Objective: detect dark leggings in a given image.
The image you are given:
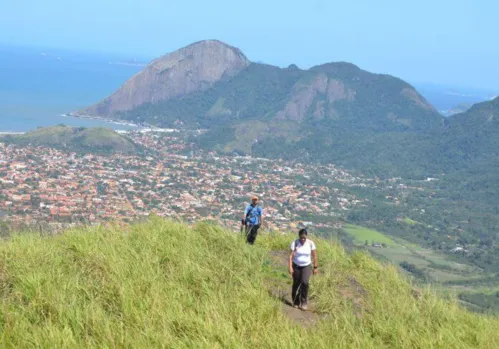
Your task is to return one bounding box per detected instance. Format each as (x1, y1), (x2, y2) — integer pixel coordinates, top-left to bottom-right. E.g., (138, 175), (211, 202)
(246, 224), (260, 244)
(292, 263), (312, 306)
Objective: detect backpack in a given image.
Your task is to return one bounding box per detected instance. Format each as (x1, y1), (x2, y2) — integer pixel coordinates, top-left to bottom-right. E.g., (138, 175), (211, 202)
(245, 204), (259, 224)
(293, 239), (308, 252)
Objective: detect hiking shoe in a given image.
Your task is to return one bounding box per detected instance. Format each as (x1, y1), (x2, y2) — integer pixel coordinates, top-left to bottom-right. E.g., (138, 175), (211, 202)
(300, 304), (308, 311)
(292, 304), (299, 308)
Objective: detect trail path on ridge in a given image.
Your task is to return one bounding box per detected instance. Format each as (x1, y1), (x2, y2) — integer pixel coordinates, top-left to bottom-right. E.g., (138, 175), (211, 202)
(266, 250), (324, 327)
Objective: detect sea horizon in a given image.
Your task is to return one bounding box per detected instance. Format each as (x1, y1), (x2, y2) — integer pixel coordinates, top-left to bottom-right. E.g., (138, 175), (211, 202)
(0, 45), (144, 132)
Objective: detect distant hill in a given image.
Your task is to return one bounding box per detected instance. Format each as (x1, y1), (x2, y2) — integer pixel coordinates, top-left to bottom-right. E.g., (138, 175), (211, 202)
(441, 97), (499, 169)
(75, 40), (499, 180)
(444, 102), (473, 116)
(77, 40), (444, 176)
(1, 125), (138, 154)
(434, 97), (499, 204)
(75, 40), (250, 117)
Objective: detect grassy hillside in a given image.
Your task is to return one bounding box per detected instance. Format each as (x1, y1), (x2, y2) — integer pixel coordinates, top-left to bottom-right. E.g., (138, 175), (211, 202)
(1, 125), (138, 154)
(0, 217), (498, 348)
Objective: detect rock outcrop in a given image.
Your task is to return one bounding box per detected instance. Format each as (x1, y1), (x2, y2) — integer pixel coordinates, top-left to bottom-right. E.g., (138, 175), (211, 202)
(76, 40), (250, 117)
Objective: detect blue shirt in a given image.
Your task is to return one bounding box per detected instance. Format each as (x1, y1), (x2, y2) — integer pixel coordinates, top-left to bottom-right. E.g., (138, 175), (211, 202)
(245, 204), (262, 225)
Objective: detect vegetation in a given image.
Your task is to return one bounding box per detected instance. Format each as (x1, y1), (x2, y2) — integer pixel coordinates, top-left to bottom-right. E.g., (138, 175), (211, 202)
(81, 46), (499, 280)
(89, 53), (499, 282)
(114, 61), (444, 170)
(342, 224), (395, 246)
(459, 292), (499, 314)
(117, 63), (304, 129)
(0, 125), (139, 154)
(0, 217), (498, 347)
(399, 261), (429, 281)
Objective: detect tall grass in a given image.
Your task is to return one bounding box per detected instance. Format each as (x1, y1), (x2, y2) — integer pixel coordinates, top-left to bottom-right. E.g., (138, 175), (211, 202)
(0, 217), (497, 348)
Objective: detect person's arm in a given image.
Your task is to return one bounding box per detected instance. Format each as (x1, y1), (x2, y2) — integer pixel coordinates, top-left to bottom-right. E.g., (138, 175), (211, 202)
(288, 250), (294, 275)
(312, 248), (319, 274)
(259, 208), (264, 227)
(288, 241), (295, 275)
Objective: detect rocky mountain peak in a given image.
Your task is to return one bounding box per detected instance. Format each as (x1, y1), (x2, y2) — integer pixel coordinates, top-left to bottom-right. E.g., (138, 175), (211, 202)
(76, 40), (250, 117)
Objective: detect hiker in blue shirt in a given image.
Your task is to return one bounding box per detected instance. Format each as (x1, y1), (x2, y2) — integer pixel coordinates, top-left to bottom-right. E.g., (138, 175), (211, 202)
(242, 195), (263, 245)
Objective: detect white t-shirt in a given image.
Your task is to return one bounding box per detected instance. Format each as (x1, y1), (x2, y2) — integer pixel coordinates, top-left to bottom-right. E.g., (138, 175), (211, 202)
(290, 239), (316, 267)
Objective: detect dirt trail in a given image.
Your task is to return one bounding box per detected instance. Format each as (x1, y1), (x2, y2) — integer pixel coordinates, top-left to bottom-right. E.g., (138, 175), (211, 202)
(267, 251), (324, 327)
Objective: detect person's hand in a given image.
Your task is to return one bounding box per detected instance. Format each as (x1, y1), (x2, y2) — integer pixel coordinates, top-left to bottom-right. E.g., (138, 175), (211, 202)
(313, 267), (319, 275)
(288, 267), (294, 276)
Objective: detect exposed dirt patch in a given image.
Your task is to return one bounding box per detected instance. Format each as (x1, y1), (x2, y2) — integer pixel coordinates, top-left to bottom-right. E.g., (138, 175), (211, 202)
(267, 250), (324, 327)
(268, 285), (322, 327)
(337, 276), (368, 318)
(267, 250), (371, 321)
(411, 288), (423, 300)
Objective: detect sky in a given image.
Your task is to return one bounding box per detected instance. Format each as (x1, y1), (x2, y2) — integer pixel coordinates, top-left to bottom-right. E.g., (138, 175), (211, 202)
(1, 0), (498, 90)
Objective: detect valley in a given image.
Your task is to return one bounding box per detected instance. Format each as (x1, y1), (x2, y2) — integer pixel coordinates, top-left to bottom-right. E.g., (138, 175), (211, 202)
(2, 125), (499, 314)
(3, 39), (499, 315)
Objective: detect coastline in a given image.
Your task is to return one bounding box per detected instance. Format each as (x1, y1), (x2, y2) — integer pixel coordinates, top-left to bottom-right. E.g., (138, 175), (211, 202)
(65, 113), (179, 133)
(0, 131), (26, 135)
(64, 113), (140, 128)
(0, 113), (178, 134)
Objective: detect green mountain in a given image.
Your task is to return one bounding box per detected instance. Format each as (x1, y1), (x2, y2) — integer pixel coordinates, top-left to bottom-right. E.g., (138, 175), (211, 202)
(75, 40), (250, 117)
(78, 40), (446, 176)
(1, 125), (139, 154)
(76, 39), (498, 182)
(443, 97), (499, 166)
(2, 217), (498, 347)
(446, 102), (473, 116)
(436, 96), (499, 203)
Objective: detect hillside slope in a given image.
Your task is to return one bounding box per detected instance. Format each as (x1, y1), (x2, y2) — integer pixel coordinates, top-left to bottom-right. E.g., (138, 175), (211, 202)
(75, 40), (250, 117)
(75, 40), (444, 176)
(442, 96), (499, 167)
(0, 217), (497, 348)
(0, 125), (139, 154)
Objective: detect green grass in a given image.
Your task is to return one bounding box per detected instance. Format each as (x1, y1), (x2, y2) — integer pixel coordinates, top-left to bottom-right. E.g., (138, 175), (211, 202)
(402, 217), (419, 225)
(342, 224), (485, 285)
(0, 217), (498, 348)
(370, 243), (485, 283)
(343, 224), (395, 246)
(3, 125), (137, 154)
(207, 97), (229, 116)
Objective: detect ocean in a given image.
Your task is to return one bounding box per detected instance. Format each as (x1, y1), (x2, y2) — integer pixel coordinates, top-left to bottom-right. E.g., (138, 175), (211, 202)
(2, 44), (495, 132)
(0, 45), (145, 132)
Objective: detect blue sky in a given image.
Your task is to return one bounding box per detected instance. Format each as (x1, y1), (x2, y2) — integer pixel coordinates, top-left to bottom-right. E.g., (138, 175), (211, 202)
(1, 0), (497, 89)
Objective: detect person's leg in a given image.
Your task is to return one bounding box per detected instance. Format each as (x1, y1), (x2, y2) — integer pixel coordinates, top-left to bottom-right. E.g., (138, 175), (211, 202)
(250, 224), (260, 243)
(291, 265), (302, 307)
(246, 224), (260, 244)
(246, 225), (255, 244)
(299, 265), (312, 308)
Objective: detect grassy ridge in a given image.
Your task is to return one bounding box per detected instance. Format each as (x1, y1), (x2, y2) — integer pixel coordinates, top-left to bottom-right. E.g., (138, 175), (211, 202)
(1, 125), (138, 154)
(0, 217), (498, 348)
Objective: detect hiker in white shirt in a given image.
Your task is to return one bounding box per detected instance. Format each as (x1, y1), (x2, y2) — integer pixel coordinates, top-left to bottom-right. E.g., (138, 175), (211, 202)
(288, 228), (318, 310)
